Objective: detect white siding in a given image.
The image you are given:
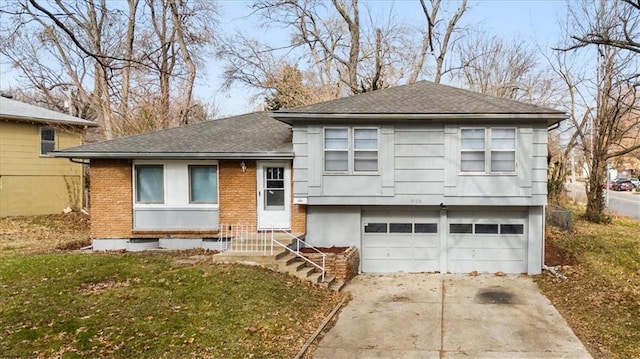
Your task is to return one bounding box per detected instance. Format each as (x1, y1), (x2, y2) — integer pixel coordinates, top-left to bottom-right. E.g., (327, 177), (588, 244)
(291, 122), (548, 207)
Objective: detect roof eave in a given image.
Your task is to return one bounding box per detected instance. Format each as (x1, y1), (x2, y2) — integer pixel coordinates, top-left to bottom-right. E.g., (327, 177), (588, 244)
(271, 112), (567, 125)
(1, 114), (98, 127)
(50, 151), (294, 160)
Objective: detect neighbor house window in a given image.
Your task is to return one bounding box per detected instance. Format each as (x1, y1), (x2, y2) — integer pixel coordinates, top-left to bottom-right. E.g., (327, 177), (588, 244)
(135, 165), (164, 203)
(40, 126), (56, 156)
(460, 128), (516, 173)
(324, 127), (378, 172)
(189, 165), (218, 203)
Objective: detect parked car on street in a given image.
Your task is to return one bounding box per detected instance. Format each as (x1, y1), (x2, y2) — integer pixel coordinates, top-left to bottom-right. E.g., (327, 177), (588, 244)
(612, 178), (635, 191)
(603, 179), (615, 189)
(630, 178), (640, 190)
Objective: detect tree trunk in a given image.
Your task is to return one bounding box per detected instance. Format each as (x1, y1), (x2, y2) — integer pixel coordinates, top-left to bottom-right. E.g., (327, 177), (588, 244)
(584, 155), (607, 222)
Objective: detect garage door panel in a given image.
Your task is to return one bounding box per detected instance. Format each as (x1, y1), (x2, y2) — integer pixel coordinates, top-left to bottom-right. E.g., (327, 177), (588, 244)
(361, 209), (441, 273)
(499, 261), (526, 273)
(386, 260), (418, 272)
(446, 210), (528, 274)
(499, 238), (525, 249)
(390, 237), (414, 247)
(499, 248), (526, 259)
(475, 260), (501, 272)
(414, 260), (439, 272)
(475, 238), (500, 248)
(364, 237), (389, 247)
(448, 260), (474, 273)
(362, 260), (390, 273)
(414, 238), (439, 249)
(448, 248), (473, 260)
(389, 247), (414, 260)
(448, 237), (474, 248)
(361, 247), (388, 259)
(474, 248), (499, 260)
(413, 247), (439, 259)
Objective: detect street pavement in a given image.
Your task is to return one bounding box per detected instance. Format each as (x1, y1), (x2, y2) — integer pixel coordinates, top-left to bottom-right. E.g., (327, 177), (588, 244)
(565, 181), (640, 219)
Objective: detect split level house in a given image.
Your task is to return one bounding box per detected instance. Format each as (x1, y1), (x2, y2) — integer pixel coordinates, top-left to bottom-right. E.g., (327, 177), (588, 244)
(0, 96), (97, 217)
(54, 82), (566, 274)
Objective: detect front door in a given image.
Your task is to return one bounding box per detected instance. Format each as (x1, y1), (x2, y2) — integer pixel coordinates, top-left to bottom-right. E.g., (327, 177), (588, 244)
(257, 161), (291, 229)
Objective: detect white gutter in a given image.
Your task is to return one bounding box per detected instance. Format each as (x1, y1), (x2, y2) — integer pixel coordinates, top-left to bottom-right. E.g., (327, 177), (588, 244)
(50, 151), (294, 160)
(0, 113), (98, 127)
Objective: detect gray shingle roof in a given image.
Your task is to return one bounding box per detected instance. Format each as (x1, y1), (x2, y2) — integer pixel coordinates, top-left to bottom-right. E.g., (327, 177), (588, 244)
(54, 112), (292, 159)
(0, 96), (97, 126)
(273, 81), (565, 117)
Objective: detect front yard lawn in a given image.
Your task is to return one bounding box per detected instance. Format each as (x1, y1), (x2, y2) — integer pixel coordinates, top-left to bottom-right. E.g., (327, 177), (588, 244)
(537, 213), (640, 359)
(0, 252), (342, 358)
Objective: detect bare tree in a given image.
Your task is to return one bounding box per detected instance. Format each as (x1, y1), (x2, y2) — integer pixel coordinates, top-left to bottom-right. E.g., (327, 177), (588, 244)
(560, 0), (640, 222)
(217, 0), (469, 107)
(453, 34), (563, 106)
(0, 0), (216, 139)
(566, 0), (640, 54)
(408, 0), (468, 83)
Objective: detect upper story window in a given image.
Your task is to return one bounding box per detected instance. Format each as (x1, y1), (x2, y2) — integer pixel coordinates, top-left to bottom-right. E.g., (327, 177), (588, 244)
(324, 128), (349, 171)
(40, 126), (56, 156)
(460, 128), (516, 173)
(324, 127), (378, 173)
(189, 165), (218, 204)
(135, 165), (164, 203)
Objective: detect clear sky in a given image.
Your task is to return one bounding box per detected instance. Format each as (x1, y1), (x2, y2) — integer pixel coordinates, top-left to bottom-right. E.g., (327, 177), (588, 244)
(0, 0), (569, 118)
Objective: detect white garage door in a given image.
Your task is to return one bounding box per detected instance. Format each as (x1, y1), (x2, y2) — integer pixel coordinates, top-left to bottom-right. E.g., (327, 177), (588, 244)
(447, 210), (527, 273)
(361, 209), (440, 273)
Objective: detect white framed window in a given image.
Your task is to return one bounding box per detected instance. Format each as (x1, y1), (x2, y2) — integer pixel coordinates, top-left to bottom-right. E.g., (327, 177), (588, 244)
(324, 128), (349, 171)
(460, 129), (485, 172)
(354, 128), (378, 171)
(490, 128), (516, 172)
(40, 126), (56, 156)
(324, 127), (378, 173)
(189, 165), (218, 204)
(135, 165), (164, 203)
(460, 128), (516, 173)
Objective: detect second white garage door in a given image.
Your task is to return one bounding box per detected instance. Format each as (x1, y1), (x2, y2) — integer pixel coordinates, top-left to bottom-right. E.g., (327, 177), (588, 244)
(361, 209), (440, 273)
(447, 210), (527, 273)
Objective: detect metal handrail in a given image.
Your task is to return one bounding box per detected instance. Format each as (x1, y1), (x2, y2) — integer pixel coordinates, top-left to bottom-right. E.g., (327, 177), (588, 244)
(271, 229), (326, 282)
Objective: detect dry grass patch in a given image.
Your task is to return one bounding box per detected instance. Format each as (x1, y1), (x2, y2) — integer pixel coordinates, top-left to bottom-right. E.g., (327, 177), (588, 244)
(0, 212), (90, 254)
(0, 214), (346, 357)
(537, 213), (640, 359)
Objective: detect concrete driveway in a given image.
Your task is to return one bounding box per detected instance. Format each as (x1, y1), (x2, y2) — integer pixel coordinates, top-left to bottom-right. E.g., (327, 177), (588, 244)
(314, 274), (592, 359)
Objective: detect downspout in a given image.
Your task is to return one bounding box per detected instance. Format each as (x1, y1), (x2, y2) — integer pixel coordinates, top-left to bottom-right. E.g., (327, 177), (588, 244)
(69, 158), (90, 165)
(547, 122), (561, 132)
(544, 120), (567, 279)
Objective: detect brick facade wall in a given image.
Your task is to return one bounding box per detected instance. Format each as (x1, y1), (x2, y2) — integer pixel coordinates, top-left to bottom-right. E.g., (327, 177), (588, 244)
(90, 159), (133, 238)
(90, 159), (306, 239)
(290, 166), (306, 234)
(302, 246), (360, 281)
(219, 160), (258, 226)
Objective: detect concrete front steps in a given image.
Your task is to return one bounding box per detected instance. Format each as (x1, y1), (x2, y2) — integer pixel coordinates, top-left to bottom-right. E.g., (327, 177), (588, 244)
(211, 236), (345, 292)
(277, 251), (346, 292)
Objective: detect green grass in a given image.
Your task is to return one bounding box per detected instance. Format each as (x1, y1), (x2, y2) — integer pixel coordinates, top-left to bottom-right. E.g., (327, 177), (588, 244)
(536, 214), (640, 359)
(0, 252), (343, 358)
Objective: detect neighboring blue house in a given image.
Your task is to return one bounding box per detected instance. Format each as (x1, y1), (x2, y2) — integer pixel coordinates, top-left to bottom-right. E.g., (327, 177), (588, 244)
(55, 81), (566, 274)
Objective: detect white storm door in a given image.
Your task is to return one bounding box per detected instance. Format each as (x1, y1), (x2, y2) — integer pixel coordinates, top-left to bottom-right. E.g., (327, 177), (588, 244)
(257, 162), (291, 229)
